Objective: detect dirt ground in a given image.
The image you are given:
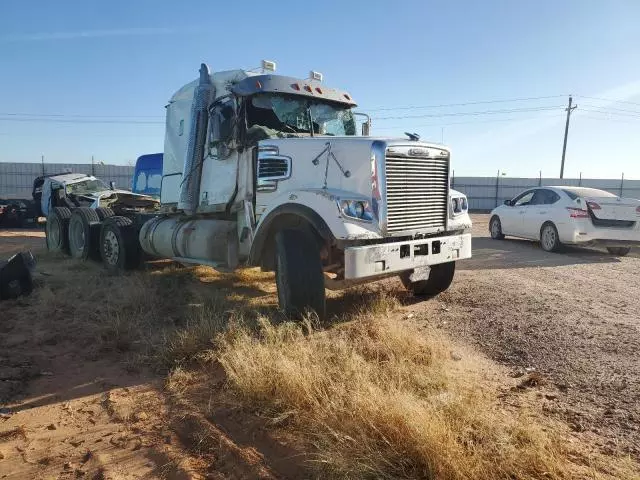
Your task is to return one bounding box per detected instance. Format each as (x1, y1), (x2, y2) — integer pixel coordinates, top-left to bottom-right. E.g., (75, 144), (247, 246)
(0, 228), (45, 256)
(1, 216), (639, 478)
(446, 215), (639, 457)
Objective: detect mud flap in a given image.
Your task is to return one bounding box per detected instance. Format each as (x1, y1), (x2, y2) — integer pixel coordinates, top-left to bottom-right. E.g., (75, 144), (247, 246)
(0, 251), (36, 300)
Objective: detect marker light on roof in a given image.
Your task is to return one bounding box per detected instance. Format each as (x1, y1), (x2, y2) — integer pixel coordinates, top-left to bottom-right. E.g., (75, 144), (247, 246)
(309, 70), (323, 82)
(261, 60), (277, 72)
(304, 85), (312, 93)
(291, 83), (300, 90)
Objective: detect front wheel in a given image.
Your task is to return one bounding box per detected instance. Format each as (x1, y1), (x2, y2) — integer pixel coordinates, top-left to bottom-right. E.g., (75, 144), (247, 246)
(274, 229), (326, 320)
(606, 246), (631, 257)
(400, 262), (456, 298)
(489, 216), (505, 240)
(540, 222), (561, 252)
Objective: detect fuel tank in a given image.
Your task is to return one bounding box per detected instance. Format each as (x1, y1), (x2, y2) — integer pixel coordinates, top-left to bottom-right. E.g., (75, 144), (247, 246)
(139, 216), (238, 268)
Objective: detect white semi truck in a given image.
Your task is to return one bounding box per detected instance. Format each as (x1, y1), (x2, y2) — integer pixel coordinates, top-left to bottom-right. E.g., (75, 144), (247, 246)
(49, 62), (473, 319)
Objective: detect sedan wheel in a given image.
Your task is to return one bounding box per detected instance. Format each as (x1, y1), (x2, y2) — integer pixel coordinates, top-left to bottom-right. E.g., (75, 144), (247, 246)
(489, 216), (505, 240)
(540, 223), (561, 252)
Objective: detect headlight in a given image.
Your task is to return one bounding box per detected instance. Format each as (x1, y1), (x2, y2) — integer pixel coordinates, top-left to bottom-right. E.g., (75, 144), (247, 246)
(451, 196), (468, 215)
(339, 199), (374, 222)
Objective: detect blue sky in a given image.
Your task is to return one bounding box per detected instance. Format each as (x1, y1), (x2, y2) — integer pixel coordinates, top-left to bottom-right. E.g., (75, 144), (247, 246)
(1, 0), (639, 178)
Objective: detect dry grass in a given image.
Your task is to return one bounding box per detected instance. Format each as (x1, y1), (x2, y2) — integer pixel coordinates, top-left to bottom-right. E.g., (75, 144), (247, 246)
(218, 316), (575, 479)
(6, 249), (639, 478)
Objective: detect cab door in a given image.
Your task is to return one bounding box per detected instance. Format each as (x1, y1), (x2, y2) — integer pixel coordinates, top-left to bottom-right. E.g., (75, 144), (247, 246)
(199, 97), (240, 211)
(501, 190), (535, 236)
(522, 189), (560, 238)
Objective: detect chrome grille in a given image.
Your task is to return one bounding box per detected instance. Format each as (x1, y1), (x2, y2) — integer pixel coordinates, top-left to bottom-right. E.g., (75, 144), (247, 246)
(384, 149), (449, 232)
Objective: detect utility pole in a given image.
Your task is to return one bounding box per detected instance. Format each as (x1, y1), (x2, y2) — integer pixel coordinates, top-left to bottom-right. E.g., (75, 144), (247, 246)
(91, 155), (95, 176)
(41, 155), (45, 176)
(560, 95), (577, 179)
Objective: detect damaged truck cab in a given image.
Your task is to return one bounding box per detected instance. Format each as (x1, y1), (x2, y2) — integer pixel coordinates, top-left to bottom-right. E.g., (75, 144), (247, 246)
(136, 63), (472, 318)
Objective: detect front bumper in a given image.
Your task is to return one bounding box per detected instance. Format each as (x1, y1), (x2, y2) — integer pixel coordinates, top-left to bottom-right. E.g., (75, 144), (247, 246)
(344, 233), (472, 280)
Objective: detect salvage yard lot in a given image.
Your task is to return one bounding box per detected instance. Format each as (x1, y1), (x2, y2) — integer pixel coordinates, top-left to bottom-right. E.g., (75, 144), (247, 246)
(0, 214), (638, 479)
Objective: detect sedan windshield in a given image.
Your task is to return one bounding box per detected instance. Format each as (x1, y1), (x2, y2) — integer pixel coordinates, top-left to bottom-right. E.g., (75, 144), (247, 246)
(66, 178), (109, 195)
(248, 93), (356, 136)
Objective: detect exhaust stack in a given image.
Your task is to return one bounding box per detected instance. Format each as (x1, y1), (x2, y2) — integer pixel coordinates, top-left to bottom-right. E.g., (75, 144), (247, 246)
(178, 63), (214, 214)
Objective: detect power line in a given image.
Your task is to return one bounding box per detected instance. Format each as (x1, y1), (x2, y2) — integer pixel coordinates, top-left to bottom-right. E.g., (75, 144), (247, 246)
(372, 105), (564, 120)
(580, 104), (640, 114)
(364, 94), (567, 112)
(574, 95), (640, 107)
(0, 112), (164, 119)
(576, 114), (640, 124)
(373, 112), (566, 130)
(579, 108), (640, 119)
(0, 117), (164, 125)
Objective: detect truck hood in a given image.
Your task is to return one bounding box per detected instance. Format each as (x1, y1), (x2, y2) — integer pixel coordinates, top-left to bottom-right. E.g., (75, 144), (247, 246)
(259, 136), (449, 199)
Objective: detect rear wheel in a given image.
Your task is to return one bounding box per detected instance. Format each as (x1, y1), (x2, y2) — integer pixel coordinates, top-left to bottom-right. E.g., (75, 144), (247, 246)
(274, 229), (326, 320)
(540, 222), (561, 252)
(400, 262), (456, 297)
(46, 207), (72, 254)
(100, 216), (141, 272)
(489, 216), (505, 240)
(606, 246), (631, 257)
(68, 207), (101, 260)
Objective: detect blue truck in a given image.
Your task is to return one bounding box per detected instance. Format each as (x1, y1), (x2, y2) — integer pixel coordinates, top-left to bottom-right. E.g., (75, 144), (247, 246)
(132, 153), (163, 198)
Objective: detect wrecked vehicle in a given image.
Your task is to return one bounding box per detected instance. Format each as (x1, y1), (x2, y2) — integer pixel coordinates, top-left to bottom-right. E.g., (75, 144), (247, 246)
(92, 60), (472, 320)
(34, 173), (158, 259)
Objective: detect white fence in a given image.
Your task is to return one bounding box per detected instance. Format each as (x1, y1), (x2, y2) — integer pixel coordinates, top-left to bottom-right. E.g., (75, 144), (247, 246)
(1, 161), (638, 212)
(451, 175), (640, 211)
(0, 162), (134, 199)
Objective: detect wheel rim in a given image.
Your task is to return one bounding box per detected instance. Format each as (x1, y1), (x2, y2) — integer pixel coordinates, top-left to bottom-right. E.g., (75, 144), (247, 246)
(542, 226), (556, 250)
(70, 219), (85, 252)
(491, 219), (500, 237)
(103, 230), (120, 265)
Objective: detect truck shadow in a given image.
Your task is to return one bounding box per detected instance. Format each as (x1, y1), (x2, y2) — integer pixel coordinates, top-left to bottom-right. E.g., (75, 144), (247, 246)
(461, 237), (625, 271)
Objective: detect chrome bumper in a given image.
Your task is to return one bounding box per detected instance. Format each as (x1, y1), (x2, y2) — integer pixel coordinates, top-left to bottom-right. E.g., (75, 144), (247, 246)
(344, 233), (472, 280)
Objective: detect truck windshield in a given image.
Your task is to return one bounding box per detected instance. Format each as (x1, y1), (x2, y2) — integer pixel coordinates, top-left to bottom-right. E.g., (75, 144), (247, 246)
(248, 93), (356, 136)
(66, 179), (109, 195)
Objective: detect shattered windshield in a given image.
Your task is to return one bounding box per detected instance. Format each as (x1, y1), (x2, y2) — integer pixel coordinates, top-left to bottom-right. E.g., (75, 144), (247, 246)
(248, 93), (356, 136)
(66, 178), (109, 195)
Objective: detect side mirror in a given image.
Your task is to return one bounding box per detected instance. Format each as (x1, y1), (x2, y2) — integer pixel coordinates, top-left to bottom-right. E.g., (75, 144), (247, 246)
(504, 199), (511, 206)
(361, 121), (370, 136)
(109, 181), (116, 190)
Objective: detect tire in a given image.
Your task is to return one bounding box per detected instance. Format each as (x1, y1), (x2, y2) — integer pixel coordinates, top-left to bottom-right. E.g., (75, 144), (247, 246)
(274, 229), (326, 320)
(400, 261), (456, 298)
(489, 215), (505, 240)
(99, 216), (141, 272)
(606, 246), (631, 257)
(95, 207), (115, 221)
(540, 222), (561, 252)
(46, 207), (72, 254)
(68, 207), (101, 260)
